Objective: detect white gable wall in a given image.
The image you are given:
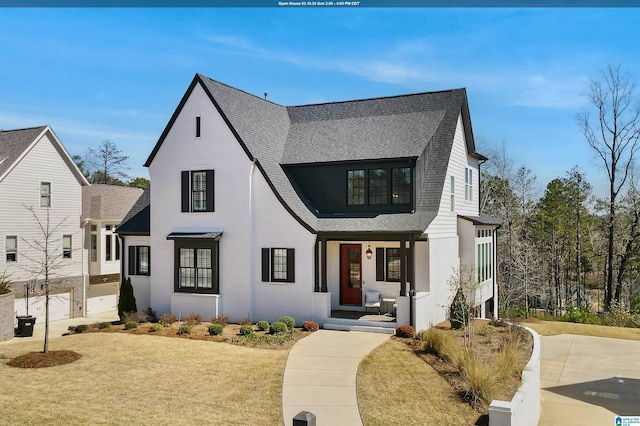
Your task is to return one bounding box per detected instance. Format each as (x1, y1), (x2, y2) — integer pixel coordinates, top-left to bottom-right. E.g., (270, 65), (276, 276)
(149, 83), (315, 323)
(0, 132), (85, 283)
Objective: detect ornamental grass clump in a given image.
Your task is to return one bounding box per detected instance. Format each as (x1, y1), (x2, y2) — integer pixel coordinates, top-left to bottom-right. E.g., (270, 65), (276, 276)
(158, 313), (177, 327)
(149, 323), (163, 333)
(277, 316), (295, 329)
(210, 315), (229, 326)
(269, 321), (288, 335)
(184, 313), (202, 326)
(459, 353), (499, 406)
(208, 324), (223, 336)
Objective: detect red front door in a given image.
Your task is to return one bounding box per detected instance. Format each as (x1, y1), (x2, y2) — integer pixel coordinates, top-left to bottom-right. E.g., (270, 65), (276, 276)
(340, 244), (362, 306)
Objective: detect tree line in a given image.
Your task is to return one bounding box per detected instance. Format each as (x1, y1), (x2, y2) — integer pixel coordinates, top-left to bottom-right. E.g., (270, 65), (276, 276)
(481, 65), (640, 317)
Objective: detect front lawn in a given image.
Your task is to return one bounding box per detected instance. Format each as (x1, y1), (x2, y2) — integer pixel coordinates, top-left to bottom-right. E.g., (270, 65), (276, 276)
(522, 318), (640, 341)
(0, 333), (287, 425)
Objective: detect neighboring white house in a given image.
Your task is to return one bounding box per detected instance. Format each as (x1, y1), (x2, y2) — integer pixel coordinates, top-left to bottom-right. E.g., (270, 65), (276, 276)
(118, 74), (499, 331)
(82, 184), (143, 315)
(0, 126), (89, 322)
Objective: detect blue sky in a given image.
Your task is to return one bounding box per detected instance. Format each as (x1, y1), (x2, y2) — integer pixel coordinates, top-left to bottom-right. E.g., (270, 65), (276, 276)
(1, 7), (638, 196)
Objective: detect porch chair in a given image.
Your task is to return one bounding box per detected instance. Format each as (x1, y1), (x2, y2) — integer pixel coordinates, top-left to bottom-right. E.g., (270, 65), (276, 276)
(364, 290), (381, 314)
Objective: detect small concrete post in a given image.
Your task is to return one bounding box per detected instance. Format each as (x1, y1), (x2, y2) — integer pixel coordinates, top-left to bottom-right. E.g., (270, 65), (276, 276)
(293, 411), (316, 426)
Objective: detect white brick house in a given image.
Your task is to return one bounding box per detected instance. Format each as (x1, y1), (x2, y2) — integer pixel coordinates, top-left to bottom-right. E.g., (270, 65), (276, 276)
(118, 74), (499, 331)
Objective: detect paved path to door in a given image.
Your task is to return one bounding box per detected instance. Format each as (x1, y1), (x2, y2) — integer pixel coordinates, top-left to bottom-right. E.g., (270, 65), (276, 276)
(540, 334), (640, 425)
(282, 330), (390, 426)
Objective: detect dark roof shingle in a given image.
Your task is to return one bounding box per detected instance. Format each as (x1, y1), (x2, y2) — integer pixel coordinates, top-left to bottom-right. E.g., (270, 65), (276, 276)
(0, 126), (47, 178)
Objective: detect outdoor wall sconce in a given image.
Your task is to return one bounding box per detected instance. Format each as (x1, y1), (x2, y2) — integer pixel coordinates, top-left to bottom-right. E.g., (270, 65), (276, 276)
(365, 244), (373, 259)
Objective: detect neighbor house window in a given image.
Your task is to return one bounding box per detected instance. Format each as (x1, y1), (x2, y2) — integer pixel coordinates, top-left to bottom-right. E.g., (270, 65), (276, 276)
(181, 170), (214, 213)
(5, 236), (17, 262)
(173, 240), (219, 293)
(105, 235), (112, 261)
(196, 116), (201, 138)
(105, 225), (118, 261)
(392, 168), (411, 205)
(347, 170), (365, 206)
(89, 225), (98, 262)
(40, 182), (51, 207)
(477, 230), (494, 283)
(128, 246), (150, 276)
(62, 235), (72, 259)
(465, 168), (473, 201)
(262, 248), (295, 283)
(369, 169), (388, 205)
(450, 176), (455, 213)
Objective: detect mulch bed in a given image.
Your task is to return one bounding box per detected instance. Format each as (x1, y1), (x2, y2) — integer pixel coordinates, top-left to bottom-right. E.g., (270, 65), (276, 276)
(7, 350), (81, 368)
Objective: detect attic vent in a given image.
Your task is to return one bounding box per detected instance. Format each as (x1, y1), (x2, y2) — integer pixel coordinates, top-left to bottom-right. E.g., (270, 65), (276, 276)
(264, 92), (268, 100)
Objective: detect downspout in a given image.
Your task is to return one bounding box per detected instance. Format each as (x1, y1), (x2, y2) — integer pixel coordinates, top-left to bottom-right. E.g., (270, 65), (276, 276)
(249, 160), (256, 321)
(120, 235), (126, 312)
(81, 218), (90, 318)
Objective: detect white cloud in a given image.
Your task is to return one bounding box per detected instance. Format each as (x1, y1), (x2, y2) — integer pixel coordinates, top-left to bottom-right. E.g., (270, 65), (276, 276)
(514, 74), (588, 109)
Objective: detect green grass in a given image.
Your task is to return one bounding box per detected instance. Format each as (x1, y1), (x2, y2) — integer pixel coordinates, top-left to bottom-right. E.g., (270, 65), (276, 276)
(523, 319), (640, 341)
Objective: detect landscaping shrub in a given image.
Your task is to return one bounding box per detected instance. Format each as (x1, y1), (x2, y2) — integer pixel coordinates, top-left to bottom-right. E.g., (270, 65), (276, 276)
(270, 321), (288, 335)
(158, 313), (178, 327)
(177, 325), (191, 335)
(278, 316), (295, 329)
(479, 324), (496, 342)
(74, 324), (88, 333)
(488, 318), (508, 328)
(256, 321), (270, 331)
(149, 323), (163, 332)
(118, 277), (137, 320)
(208, 324), (223, 336)
(302, 321), (319, 332)
(122, 311), (149, 324)
(98, 322), (111, 329)
(395, 325), (415, 338)
(210, 315), (229, 326)
(239, 325), (254, 335)
(449, 287), (469, 330)
(146, 307), (159, 323)
(238, 316), (252, 325)
(184, 313), (202, 326)
(124, 321), (138, 330)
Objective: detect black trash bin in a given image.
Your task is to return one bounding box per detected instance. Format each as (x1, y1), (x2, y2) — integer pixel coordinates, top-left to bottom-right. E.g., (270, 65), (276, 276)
(16, 315), (36, 337)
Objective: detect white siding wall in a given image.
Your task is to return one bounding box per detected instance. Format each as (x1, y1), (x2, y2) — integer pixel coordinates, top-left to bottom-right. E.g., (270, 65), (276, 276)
(149, 83), (315, 323)
(88, 221), (121, 276)
(426, 113), (480, 236)
(0, 133), (85, 283)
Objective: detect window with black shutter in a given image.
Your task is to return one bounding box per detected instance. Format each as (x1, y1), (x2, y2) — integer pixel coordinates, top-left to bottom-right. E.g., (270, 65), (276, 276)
(181, 170), (214, 213)
(261, 248), (295, 283)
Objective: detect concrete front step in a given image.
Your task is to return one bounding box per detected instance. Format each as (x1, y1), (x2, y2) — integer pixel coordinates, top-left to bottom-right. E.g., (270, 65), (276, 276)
(322, 320), (396, 334)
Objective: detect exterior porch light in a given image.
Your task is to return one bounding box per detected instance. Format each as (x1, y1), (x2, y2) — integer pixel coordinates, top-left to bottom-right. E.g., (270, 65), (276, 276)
(365, 244), (373, 259)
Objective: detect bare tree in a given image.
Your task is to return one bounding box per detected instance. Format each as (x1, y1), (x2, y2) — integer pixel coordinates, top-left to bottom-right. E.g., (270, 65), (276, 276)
(88, 140), (130, 185)
(578, 65), (640, 310)
(448, 265), (481, 351)
(20, 206), (68, 353)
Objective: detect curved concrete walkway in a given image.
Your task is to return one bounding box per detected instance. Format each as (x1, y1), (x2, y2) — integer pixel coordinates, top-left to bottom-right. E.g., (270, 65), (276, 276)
(282, 330), (390, 426)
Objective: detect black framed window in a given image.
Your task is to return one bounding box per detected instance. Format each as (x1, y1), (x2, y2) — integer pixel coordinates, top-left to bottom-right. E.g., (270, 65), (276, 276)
(128, 246), (150, 276)
(262, 248), (295, 283)
(105, 234), (112, 261)
(392, 168), (411, 205)
(181, 170), (214, 213)
(385, 248), (401, 281)
(173, 239), (218, 293)
(369, 169), (388, 205)
(196, 116), (201, 138)
(347, 170), (365, 205)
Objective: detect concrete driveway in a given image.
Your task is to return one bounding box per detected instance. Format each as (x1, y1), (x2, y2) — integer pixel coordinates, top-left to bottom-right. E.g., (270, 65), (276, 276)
(540, 334), (640, 425)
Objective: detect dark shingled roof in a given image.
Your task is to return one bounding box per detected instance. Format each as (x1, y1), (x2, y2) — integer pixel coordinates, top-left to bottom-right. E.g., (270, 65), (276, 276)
(82, 184), (144, 221)
(145, 74), (481, 234)
(116, 186), (150, 236)
(0, 126), (48, 178)
(459, 213), (503, 227)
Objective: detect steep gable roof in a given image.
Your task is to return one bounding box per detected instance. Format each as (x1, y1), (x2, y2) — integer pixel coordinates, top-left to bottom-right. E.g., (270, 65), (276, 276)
(0, 125), (90, 185)
(145, 74), (480, 233)
(116, 186), (150, 236)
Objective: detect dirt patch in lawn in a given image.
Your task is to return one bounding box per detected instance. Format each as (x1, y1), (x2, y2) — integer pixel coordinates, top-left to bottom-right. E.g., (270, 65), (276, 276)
(7, 350), (81, 368)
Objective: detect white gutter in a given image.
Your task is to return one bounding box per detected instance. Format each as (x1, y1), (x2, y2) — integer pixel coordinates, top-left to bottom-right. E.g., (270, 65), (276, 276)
(249, 160), (256, 321)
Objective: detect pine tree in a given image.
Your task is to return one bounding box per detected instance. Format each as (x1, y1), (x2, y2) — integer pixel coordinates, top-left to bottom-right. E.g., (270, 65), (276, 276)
(118, 277), (137, 319)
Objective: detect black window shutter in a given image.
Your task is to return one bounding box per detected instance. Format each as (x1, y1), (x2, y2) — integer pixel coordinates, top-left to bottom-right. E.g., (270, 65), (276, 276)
(147, 247), (151, 276)
(286, 248), (295, 283)
(206, 170), (214, 212)
(181, 171), (190, 212)
(261, 248), (270, 282)
(128, 246), (136, 275)
(376, 248), (384, 281)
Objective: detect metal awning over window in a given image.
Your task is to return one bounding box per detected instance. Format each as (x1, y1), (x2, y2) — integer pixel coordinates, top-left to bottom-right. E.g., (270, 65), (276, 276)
(166, 231), (223, 241)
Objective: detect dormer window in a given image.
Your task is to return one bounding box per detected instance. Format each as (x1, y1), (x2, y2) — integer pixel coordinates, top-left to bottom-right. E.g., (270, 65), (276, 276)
(347, 170), (365, 206)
